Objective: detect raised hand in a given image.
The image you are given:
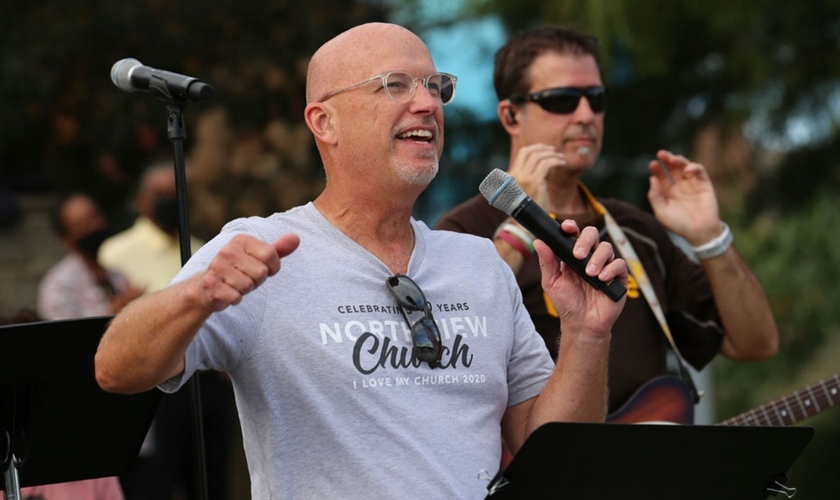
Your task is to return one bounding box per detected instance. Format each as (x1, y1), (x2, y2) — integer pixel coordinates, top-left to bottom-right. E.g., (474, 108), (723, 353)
(508, 143), (565, 209)
(648, 149), (723, 244)
(197, 233), (300, 312)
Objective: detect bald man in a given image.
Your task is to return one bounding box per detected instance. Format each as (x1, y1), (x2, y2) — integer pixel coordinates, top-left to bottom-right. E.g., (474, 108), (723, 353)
(99, 163), (204, 293)
(94, 23), (627, 499)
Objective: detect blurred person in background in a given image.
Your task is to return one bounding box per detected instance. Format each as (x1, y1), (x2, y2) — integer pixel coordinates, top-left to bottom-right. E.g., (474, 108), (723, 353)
(37, 193), (143, 320)
(17, 194), (133, 500)
(99, 162), (204, 293)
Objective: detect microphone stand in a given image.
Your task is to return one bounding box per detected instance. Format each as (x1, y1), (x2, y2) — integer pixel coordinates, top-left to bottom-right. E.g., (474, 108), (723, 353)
(163, 100), (209, 500)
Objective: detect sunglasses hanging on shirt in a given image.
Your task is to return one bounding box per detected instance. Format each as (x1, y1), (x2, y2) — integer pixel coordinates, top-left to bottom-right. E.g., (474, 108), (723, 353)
(386, 274), (443, 367)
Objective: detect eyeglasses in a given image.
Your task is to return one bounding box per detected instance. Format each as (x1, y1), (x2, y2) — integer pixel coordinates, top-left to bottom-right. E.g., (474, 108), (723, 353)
(386, 274), (443, 366)
(510, 86), (607, 114)
(322, 70), (458, 106)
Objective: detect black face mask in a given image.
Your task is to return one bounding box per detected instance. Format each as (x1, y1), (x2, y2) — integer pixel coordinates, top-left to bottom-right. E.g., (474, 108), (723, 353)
(75, 228), (110, 257)
(153, 195), (180, 233)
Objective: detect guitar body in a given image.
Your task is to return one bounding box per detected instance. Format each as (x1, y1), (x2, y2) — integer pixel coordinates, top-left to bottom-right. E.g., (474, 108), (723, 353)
(607, 376), (695, 425)
(500, 375), (695, 470)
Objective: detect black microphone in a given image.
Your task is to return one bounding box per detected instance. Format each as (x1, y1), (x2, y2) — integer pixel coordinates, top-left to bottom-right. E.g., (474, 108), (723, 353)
(479, 168), (626, 302)
(110, 58), (213, 102)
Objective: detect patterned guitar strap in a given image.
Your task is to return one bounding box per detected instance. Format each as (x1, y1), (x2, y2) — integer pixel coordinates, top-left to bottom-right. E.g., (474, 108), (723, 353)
(579, 183), (702, 404)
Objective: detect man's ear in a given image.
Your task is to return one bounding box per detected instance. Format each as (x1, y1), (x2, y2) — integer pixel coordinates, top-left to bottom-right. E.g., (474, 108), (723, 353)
(498, 100), (518, 134)
(505, 107), (517, 125)
(304, 102), (337, 145)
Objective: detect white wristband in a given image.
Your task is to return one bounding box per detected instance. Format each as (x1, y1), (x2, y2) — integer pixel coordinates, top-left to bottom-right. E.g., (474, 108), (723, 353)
(691, 222), (733, 260)
(502, 223), (534, 247)
(494, 220), (533, 242)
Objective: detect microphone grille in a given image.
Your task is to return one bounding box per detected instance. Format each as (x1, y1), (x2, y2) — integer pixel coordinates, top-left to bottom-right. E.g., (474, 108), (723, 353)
(111, 58), (142, 92)
(479, 169), (525, 215)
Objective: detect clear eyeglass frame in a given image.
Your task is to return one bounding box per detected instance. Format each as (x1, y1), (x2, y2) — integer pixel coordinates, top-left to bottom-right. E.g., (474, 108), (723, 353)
(321, 70), (457, 105)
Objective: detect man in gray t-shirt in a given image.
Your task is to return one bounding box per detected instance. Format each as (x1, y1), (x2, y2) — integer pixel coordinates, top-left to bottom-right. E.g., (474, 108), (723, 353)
(95, 22), (627, 499)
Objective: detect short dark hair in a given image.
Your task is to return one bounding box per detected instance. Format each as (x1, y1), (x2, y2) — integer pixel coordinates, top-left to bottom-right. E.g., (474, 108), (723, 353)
(493, 25), (602, 102)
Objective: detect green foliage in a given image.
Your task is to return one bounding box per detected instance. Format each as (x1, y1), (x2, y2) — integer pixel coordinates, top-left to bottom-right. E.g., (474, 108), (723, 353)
(714, 191), (840, 497)
(0, 0), (389, 236)
(720, 192), (840, 395)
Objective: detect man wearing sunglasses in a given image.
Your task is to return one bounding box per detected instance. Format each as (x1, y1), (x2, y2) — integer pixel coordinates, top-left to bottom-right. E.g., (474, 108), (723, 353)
(436, 25), (778, 422)
(95, 22), (628, 499)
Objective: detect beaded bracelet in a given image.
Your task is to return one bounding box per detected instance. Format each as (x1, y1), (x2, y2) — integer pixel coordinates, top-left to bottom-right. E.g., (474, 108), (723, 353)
(691, 222), (734, 260)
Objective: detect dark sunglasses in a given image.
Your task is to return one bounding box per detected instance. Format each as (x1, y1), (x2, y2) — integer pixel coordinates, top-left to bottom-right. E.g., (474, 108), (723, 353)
(510, 86), (607, 114)
(386, 274), (443, 366)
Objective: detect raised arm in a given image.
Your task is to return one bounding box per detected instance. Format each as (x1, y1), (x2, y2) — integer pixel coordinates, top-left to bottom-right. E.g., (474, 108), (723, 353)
(94, 233), (300, 394)
(501, 220), (627, 454)
(648, 150), (778, 361)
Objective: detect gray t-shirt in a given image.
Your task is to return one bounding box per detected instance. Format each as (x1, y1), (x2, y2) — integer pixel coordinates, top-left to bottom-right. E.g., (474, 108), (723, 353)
(162, 202), (554, 499)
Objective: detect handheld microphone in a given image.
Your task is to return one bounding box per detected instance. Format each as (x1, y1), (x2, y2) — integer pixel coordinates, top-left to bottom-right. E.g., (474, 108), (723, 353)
(110, 58), (214, 102)
(479, 168), (626, 302)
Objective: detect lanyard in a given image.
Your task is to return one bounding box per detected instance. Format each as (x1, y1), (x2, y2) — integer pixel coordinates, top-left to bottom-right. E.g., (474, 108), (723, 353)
(579, 184), (702, 403)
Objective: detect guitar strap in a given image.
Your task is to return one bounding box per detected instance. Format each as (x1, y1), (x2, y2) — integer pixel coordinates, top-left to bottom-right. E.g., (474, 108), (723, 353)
(579, 183), (702, 404)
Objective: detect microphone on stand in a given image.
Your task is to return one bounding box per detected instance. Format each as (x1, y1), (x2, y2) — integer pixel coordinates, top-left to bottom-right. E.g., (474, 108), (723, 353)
(110, 58), (213, 102)
(109, 57), (212, 500)
(479, 168), (626, 302)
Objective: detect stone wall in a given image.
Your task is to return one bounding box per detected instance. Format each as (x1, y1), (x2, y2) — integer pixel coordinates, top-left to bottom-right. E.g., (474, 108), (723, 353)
(0, 193), (64, 319)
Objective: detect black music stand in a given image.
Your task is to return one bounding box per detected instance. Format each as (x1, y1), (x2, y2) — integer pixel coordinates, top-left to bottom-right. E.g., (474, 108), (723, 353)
(1, 316), (162, 496)
(487, 422), (814, 499)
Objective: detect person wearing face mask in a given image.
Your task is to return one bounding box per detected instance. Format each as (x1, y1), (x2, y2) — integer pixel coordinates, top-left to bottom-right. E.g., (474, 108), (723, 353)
(99, 163), (204, 294)
(37, 193), (144, 320)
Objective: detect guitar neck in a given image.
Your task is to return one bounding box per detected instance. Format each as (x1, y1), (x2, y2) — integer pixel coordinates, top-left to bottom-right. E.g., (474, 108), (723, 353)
(720, 373), (840, 426)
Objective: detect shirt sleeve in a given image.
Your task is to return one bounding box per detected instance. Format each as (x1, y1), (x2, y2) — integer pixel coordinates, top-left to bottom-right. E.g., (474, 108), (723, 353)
(158, 220), (268, 392)
(499, 259), (555, 406)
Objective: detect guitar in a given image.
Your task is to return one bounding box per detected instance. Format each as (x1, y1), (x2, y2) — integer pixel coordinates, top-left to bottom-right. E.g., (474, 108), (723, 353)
(498, 373), (837, 472)
(607, 372), (840, 426)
